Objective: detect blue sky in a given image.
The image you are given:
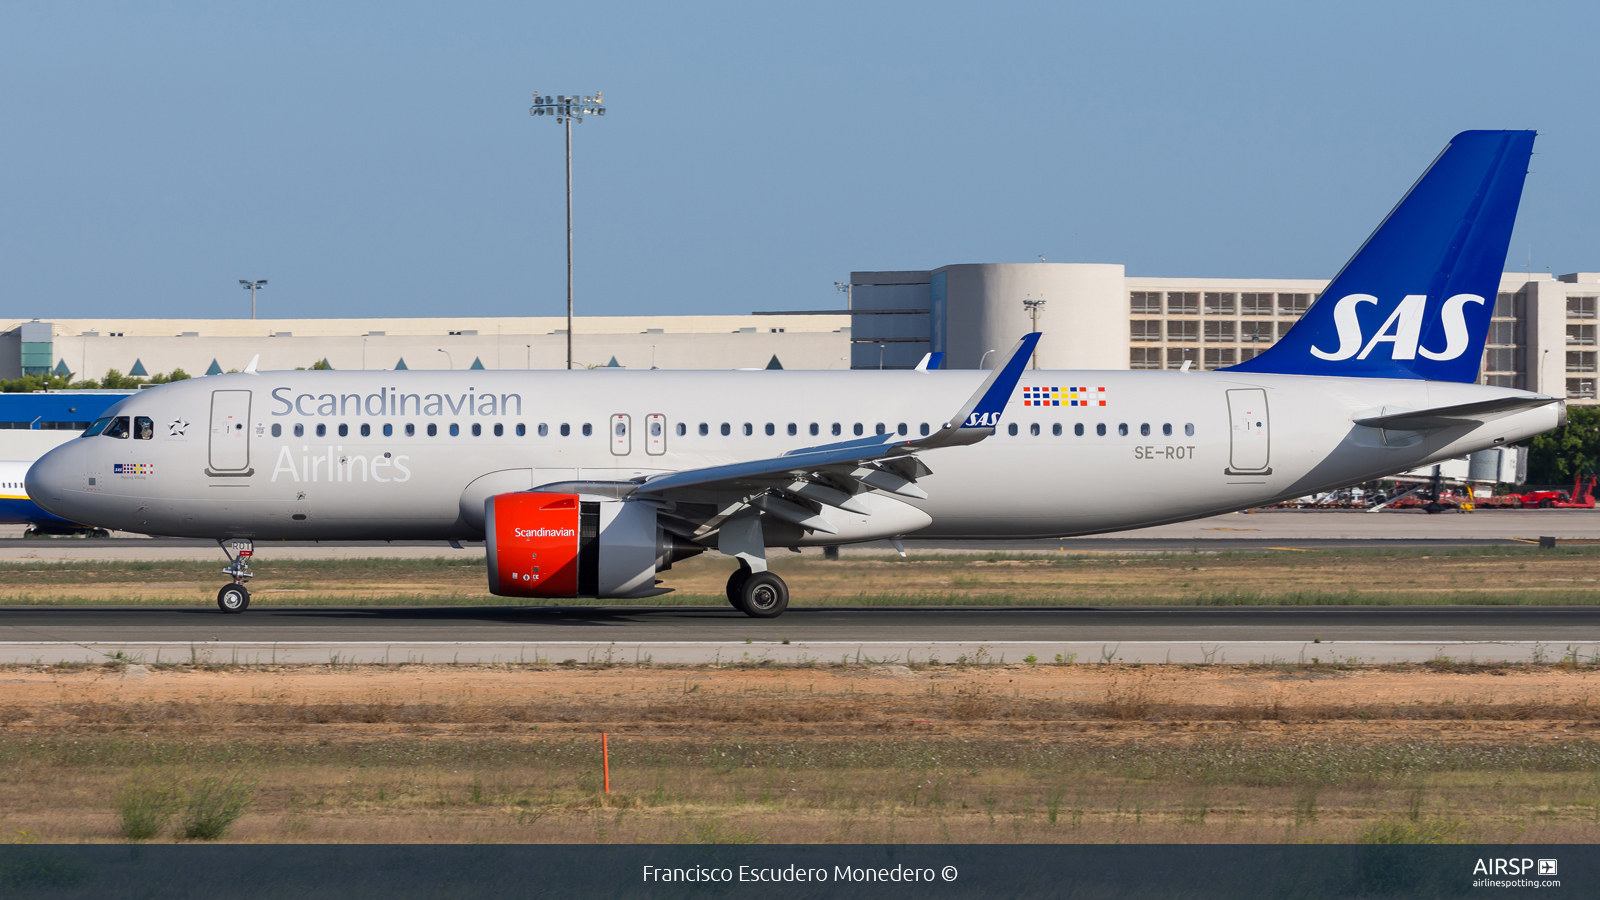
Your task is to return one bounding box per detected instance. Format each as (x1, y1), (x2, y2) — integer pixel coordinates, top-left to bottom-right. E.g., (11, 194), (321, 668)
(2, 1), (1596, 320)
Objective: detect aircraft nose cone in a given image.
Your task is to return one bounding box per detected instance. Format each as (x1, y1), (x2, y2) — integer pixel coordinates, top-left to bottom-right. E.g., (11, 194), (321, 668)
(26, 443), (74, 516)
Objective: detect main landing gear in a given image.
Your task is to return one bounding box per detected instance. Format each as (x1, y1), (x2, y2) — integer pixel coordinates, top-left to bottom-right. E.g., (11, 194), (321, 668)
(725, 563), (789, 618)
(216, 538), (254, 614)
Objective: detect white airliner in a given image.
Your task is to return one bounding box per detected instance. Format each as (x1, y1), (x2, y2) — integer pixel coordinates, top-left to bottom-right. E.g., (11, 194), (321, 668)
(27, 130), (1561, 617)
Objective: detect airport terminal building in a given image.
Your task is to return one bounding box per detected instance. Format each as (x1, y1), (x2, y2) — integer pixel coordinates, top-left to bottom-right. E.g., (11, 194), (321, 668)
(4, 264), (1597, 401)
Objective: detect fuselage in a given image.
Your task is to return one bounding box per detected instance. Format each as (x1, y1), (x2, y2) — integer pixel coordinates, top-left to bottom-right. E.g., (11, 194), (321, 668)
(0, 460), (77, 527)
(25, 368), (1562, 542)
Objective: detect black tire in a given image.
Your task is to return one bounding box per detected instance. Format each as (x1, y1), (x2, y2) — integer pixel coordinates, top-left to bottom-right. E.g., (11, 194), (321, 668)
(725, 568), (750, 609)
(737, 571), (789, 618)
(1540, 498), (1554, 509)
(217, 584), (250, 614)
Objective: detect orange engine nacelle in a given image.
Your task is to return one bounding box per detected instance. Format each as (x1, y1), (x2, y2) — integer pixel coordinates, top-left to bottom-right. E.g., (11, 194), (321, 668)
(485, 491), (699, 599)
(486, 492), (584, 597)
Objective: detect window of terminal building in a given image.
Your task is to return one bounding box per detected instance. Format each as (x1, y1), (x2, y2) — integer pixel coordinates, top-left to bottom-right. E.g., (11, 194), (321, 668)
(1489, 321), (1524, 346)
(1567, 351), (1597, 373)
(1495, 292), (1526, 318)
(1568, 378), (1596, 400)
(1203, 320), (1236, 342)
(1487, 374), (1524, 389)
(1129, 348), (1161, 369)
(1277, 293), (1312, 315)
(1241, 293), (1274, 315)
(1570, 296), (1599, 319)
(1166, 347), (1199, 369)
(1129, 291), (1162, 314)
(1240, 321), (1273, 347)
(1130, 320), (1161, 341)
(1166, 292), (1198, 315)
(1239, 348), (1261, 363)
(1166, 320), (1199, 342)
(1203, 348), (1237, 369)
(1203, 292), (1236, 315)
(1485, 348), (1524, 373)
(1568, 324), (1596, 346)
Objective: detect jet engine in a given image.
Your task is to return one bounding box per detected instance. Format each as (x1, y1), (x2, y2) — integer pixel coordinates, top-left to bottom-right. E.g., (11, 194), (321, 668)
(484, 492), (700, 599)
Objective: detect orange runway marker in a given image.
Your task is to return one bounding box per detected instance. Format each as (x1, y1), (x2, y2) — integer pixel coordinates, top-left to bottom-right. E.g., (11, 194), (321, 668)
(602, 732), (610, 794)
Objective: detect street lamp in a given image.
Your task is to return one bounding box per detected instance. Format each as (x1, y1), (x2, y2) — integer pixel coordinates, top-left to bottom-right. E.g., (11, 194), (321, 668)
(239, 280), (267, 319)
(530, 90), (607, 370)
(437, 348), (454, 370)
(1023, 298), (1046, 369)
(834, 281), (852, 310)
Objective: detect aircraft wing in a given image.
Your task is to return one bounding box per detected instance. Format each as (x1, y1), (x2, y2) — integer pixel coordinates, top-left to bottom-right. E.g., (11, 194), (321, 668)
(531, 333), (1040, 539)
(1353, 395), (1559, 431)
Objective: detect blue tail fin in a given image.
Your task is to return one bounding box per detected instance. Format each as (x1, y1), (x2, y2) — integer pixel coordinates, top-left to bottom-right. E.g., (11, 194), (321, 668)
(1227, 130), (1534, 382)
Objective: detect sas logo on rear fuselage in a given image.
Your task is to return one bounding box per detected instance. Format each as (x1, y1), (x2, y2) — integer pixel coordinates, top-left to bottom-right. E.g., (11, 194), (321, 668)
(1310, 293), (1484, 362)
(963, 412), (1002, 428)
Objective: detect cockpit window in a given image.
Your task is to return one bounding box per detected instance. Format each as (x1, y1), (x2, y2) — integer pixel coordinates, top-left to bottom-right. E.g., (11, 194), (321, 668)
(102, 416), (131, 439)
(134, 416), (154, 440)
(82, 417), (111, 437)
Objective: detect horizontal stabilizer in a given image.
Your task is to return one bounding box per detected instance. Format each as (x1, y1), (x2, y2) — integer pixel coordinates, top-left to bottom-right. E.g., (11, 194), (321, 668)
(1353, 395), (1558, 431)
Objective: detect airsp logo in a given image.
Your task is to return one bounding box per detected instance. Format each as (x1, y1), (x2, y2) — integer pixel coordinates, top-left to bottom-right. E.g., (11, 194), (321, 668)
(1310, 293), (1485, 362)
(963, 412), (1001, 428)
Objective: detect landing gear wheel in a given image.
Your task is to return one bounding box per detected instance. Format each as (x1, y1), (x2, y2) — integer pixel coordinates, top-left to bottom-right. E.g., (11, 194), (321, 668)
(736, 571), (789, 619)
(217, 584), (250, 614)
(725, 567), (751, 610)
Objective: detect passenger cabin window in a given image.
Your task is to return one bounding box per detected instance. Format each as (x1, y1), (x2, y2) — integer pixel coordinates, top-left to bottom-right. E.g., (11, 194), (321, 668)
(134, 417), (154, 440)
(765, 423), (775, 436)
(1185, 423), (1195, 436)
(561, 424), (571, 437)
(677, 423), (687, 436)
(360, 423), (371, 437)
(897, 423), (907, 436)
(449, 423), (460, 436)
(1140, 423), (1150, 436)
(271, 424), (282, 437)
(316, 424), (327, 437)
(698, 423), (707, 436)
(832, 423), (841, 436)
(103, 416), (131, 439)
(471, 423), (482, 437)
(338, 424), (348, 437)
(406, 424), (416, 437)
(743, 423), (753, 436)
(493, 423), (503, 437)
(1163, 423), (1172, 436)
(810, 423), (819, 436)
(383, 423), (393, 437)
(853, 423), (863, 436)
(720, 423), (730, 436)
(1075, 424), (1084, 436)
(294, 424), (305, 438)
(1007, 423), (1017, 436)
(582, 424), (592, 437)
(426, 423), (437, 437)
(1030, 423), (1039, 436)
(538, 423), (548, 436)
(1118, 423), (1129, 436)
(516, 423), (526, 436)
(1052, 423), (1061, 436)
(919, 423), (929, 436)
(787, 423), (797, 436)
(1096, 423), (1107, 436)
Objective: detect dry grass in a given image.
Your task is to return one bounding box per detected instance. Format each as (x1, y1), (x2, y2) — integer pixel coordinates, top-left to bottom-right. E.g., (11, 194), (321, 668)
(4, 545), (1600, 607)
(4, 664), (1600, 844)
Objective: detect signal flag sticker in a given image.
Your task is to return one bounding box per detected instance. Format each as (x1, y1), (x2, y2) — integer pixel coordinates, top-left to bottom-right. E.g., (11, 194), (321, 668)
(1021, 386), (1106, 407)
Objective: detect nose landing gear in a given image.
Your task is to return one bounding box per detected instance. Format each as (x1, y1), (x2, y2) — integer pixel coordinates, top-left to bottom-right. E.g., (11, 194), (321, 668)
(216, 538), (254, 614)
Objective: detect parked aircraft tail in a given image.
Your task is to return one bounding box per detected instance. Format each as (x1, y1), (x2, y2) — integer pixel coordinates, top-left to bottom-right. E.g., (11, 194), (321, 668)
(1227, 130), (1535, 383)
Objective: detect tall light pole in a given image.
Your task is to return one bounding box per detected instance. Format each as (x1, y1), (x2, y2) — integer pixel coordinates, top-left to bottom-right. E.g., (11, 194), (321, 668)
(530, 91), (607, 370)
(437, 347), (454, 370)
(1023, 298), (1046, 369)
(834, 281), (852, 310)
(239, 280), (267, 319)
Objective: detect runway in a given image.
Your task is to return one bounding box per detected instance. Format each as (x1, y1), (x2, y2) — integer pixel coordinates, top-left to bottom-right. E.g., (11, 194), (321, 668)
(6, 605), (1599, 665)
